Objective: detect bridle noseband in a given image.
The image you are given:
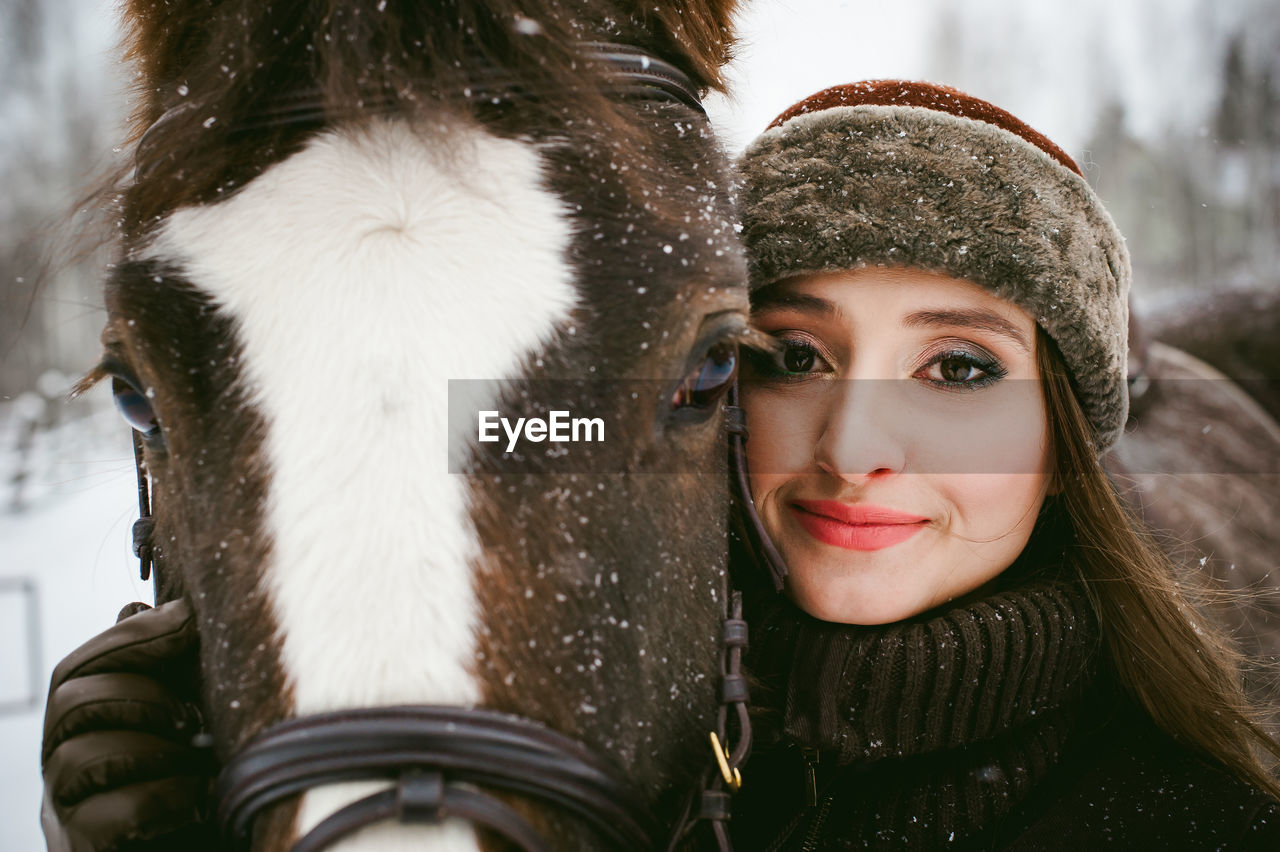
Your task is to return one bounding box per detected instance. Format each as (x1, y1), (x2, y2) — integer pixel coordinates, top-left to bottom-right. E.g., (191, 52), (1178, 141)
(217, 706), (659, 852)
(215, 588), (748, 852)
(130, 44), (753, 852)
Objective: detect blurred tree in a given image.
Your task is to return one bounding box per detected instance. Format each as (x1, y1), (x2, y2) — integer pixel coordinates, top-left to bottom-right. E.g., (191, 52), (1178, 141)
(0, 0), (119, 398)
(1080, 21), (1280, 303)
(1210, 31), (1278, 283)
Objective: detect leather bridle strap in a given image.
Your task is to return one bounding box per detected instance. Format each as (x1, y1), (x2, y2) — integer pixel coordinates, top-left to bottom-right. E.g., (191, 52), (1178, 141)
(217, 705), (659, 851)
(130, 432), (156, 582)
(581, 42), (706, 114)
(726, 386), (789, 591)
(667, 589), (751, 852)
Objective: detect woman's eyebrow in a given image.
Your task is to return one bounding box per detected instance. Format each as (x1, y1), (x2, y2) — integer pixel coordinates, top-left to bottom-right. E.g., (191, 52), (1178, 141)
(750, 292), (837, 316)
(904, 308), (1031, 351)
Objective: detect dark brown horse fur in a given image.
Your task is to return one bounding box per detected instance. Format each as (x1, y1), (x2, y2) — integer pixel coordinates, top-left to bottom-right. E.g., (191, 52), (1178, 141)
(1106, 341), (1280, 730)
(91, 1), (745, 849)
(1146, 287), (1280, 423)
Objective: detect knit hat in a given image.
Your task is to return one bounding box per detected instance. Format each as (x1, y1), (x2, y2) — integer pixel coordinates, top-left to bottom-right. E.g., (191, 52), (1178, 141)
(738, 80), (1130, 450)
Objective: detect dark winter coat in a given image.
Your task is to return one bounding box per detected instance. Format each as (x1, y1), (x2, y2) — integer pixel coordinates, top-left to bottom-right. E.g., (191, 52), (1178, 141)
(729, 571), (1280, 850)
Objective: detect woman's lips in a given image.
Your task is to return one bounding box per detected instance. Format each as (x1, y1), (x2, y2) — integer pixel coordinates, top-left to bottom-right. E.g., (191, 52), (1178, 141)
(790, 500), (929, 551)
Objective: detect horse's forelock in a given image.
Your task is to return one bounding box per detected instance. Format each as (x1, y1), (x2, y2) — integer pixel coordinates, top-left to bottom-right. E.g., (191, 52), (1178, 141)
(116, 0), (738, 237)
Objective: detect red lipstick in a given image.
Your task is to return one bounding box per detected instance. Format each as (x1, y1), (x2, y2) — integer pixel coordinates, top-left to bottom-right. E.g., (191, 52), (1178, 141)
(790, 500), (928, 551)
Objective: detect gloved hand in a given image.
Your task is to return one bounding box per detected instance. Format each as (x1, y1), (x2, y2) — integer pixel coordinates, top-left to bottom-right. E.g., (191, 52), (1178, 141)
(41, 598), (219, 851)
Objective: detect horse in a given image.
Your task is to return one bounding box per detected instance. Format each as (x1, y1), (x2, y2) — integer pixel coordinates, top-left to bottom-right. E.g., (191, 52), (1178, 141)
(1106, 298), (1280, 730)
(1145, 287), (1280, 424)
(81, 0), (748, 848)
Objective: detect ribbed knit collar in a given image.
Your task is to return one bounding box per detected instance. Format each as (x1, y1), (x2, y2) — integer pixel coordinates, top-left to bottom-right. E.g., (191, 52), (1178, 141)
(764, 574), (1099, 764)
(737, 571), (1102, 850)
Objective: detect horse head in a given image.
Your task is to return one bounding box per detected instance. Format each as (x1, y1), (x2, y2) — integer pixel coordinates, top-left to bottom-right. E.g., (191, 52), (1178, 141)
(86, 1), (745, 848)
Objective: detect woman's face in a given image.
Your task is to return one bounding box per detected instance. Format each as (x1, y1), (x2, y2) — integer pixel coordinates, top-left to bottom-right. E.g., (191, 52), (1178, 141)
(741, 267), (1053, 624)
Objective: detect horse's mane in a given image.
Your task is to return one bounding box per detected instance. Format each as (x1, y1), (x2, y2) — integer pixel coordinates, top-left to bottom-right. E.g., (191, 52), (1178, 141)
(112, 0), (737, 237)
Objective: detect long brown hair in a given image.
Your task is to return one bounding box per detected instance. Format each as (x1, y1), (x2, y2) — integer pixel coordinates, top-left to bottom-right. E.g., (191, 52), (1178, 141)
(1037, 327), (1280, 796)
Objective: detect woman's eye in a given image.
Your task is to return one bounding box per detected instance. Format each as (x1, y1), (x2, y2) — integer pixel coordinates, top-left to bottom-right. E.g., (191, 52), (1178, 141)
(782, 341), (818, 373)
(937, 357), (982, 383)
(920, 352), (1005, 388)
(111, 377), (160, 436)
(671, 342), (737, 410)
(743, 337), (827, 381)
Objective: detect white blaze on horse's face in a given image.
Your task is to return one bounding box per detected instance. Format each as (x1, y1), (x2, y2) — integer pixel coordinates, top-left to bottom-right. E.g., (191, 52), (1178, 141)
(144, 117), (577, 849)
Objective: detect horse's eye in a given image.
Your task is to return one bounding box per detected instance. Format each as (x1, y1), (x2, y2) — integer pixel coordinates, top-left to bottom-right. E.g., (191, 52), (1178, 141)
(671, 342), (737, 410)
(111, 377), (160, 437)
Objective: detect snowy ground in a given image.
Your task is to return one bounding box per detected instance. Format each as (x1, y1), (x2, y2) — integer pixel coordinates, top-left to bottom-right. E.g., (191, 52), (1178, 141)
(0, 385), (146, 851)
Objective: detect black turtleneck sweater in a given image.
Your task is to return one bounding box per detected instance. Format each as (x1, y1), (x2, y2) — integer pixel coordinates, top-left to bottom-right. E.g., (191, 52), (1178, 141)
(730, 574), (1280, 850)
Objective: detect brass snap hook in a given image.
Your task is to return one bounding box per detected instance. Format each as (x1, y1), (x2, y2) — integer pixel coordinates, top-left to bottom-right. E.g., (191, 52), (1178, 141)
(709, 731), (742, 792)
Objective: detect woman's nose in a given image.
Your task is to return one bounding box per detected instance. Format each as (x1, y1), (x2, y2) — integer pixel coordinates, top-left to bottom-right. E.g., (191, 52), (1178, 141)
(813, 379), (907, 483)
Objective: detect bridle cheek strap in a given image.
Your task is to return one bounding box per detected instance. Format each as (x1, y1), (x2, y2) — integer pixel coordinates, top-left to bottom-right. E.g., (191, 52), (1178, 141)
(667, 589), (752, 852)
(131, 432), (156, 583)
(727, 384), (789, 591)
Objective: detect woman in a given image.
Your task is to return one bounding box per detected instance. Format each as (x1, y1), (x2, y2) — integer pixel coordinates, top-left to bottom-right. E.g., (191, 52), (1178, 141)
(727, 80), (1280, 849)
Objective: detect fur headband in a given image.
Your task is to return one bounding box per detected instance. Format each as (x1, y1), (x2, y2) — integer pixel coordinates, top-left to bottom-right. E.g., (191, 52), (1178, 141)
(738, 81), (1130, 449)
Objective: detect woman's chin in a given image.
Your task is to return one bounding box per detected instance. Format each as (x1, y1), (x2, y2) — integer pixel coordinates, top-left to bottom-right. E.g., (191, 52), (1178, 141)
(786, 579), (933, 626)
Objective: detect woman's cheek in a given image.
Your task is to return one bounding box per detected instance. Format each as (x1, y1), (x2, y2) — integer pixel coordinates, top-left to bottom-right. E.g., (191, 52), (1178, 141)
(741, 388), (826, 477)
(908, 385), (1050, 541)
(907, 382), (1048, 476)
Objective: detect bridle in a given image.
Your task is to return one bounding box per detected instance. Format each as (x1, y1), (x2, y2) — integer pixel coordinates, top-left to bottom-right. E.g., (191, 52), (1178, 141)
(219, 707), (662, 851)
(133, 433), (749, 851)
(127, 44), (753, 852)
(212, 585), (748, 852)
